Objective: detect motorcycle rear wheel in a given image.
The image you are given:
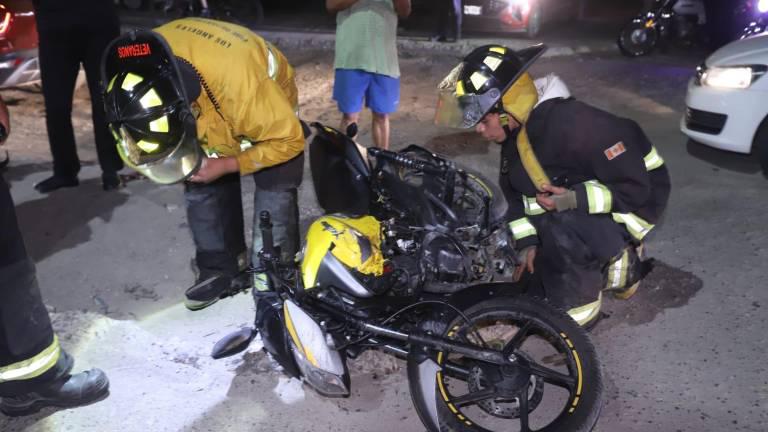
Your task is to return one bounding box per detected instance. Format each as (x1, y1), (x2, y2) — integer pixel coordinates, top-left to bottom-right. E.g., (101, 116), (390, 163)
(409, 296), (603, 432)
(618, 21), (659, 57)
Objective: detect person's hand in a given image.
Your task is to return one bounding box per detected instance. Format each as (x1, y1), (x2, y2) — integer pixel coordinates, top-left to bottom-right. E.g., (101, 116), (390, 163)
(188, 156), (238, 183)
(513, 246), (536, 282)
(536, 184), (568, 211)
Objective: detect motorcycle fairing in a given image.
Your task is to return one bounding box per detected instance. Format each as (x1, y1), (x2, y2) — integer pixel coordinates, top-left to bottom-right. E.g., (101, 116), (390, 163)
(283, 299), (350, 396)
(406, 352), (442, 432)
(309, 123), (371, 215)
(301, 215), (384, 291)
(255, 295), (301, 378)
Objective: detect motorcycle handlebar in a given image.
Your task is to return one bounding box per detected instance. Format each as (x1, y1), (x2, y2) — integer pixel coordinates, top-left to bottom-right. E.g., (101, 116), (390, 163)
(367, 147), (446, 176)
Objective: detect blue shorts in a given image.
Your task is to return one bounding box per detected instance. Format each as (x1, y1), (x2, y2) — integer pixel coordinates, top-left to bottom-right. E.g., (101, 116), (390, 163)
(333, 69), (400, 115)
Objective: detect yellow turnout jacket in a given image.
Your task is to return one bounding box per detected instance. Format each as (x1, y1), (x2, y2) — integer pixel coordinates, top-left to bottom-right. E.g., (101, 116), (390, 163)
(155, 18), (303, 175)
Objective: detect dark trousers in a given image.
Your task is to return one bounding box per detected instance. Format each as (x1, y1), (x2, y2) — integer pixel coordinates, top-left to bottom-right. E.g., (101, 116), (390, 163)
(529, 212), (631, 310)
(184, 153), (304, 280)
(437, 0), (462, 40)
(35, 9), (122, 177)
(0, 175), (65, 396)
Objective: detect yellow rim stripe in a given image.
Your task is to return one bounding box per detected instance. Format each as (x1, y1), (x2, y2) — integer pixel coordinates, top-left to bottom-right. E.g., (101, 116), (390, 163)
(559, 332), (584, 413)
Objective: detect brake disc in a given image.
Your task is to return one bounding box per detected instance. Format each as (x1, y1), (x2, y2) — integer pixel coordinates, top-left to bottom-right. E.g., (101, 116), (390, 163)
(467, 359), (545, 419)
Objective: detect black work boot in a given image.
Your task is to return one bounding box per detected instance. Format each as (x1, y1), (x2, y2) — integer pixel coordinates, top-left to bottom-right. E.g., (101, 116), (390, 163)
(184, 272), (251, 311)
(34, 175), (79, 193)
(184, 274), (232, 311)
(101, 172), (123, 191)
(0, 361), (109, 417)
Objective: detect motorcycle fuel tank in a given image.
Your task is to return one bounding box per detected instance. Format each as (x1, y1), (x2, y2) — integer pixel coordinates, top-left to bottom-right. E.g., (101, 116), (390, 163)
(301, 215), (385, 297)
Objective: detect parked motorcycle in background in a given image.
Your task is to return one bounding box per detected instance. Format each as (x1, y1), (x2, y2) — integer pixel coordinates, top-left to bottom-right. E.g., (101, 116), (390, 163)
(739, 0), (768, 39)
(617, 0), (706, 57)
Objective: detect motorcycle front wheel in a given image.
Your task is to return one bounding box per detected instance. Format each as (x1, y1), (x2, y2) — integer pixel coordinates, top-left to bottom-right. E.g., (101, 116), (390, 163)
(409, 296), (603, 432)
(618, 21), (659, 57)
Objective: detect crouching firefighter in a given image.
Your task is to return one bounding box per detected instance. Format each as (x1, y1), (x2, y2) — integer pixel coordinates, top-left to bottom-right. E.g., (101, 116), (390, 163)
(435, 44), (670, 326)
(101, 18), (308, 310)
(0, 97), (109, 416)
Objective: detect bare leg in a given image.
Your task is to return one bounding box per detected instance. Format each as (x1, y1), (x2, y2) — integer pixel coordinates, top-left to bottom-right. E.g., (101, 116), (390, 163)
(340, 112), (360, 138)
(372, 112), (390, 150)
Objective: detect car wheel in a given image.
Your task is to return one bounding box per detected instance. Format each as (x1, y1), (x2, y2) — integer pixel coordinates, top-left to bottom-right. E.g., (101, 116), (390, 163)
(526, 2), (542, 38)
(755, 118), (768, 176)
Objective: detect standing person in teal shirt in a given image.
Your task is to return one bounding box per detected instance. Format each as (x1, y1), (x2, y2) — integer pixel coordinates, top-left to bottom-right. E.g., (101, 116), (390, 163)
(327, 0), (411, 150)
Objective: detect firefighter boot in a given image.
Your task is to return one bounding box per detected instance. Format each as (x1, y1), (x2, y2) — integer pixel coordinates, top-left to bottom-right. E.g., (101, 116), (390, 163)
(0, 353), (108, 417)
(604, 244), (646, 300)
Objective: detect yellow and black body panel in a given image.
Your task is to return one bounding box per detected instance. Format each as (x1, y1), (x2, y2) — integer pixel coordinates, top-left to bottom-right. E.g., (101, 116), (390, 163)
(301, 215), (385, 297)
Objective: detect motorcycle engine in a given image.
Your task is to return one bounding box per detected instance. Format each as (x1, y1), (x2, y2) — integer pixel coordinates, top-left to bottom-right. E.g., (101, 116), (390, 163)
(421, 232), (471, 283)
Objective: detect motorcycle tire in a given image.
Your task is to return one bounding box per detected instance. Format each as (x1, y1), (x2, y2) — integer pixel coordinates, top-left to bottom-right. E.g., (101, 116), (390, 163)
(408, 296), (603, 432)
(617, 21), (659, 57)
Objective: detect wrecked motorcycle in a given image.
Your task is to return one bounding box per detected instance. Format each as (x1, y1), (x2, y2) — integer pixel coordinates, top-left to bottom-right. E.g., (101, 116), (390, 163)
(212, 124), (603, 432)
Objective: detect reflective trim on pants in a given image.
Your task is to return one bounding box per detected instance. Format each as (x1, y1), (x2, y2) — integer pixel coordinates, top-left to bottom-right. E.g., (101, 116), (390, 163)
(567, 293), (602, 326)
(0, 336), (60, 383)
(605, 248), (629, 290)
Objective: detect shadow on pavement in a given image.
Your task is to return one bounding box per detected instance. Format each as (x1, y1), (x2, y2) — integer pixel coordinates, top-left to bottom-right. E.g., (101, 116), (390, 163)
(424, 131), (490, 157)
(15, 178), (130, 262)
(686, 140), (762, 175)
(596, 260), (703, 330)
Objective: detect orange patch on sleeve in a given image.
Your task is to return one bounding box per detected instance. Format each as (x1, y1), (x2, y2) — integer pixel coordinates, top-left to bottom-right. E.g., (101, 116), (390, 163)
(604, 142), (626, 161)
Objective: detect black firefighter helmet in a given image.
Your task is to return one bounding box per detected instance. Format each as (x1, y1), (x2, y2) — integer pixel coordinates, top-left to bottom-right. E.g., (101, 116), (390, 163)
(435, 44), (547, 129)
(101, 29), (202, 184)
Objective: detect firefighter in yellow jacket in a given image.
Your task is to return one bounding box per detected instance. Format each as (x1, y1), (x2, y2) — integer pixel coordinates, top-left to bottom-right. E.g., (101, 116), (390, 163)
(101, 19), (306, 310)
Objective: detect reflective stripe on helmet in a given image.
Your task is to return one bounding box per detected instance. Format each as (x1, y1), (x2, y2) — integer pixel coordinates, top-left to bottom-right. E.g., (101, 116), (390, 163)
(139, 88), (163, 108)
(149, 116), (169, 133)
(136, 140), (160, 153)
(0, 336), (61, 383)
(121, 73), (144, 91)
(583, 180), (613, 214)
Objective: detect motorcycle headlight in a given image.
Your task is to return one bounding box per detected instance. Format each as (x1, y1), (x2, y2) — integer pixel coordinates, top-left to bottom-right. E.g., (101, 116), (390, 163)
(291, 342), (349, 397)
(700, 65), (767, 89)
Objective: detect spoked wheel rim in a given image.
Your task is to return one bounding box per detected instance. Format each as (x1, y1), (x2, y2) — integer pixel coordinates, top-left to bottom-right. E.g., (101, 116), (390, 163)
(435, 311), (584, 431)
(620, 22), (658, 56)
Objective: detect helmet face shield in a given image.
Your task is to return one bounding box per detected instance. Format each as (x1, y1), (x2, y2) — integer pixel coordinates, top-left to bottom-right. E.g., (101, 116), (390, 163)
(115, 118), (201, 185)
(434, 44), (547, 129)
(435, 85), (501, 129)
(101, 30), (201, 184)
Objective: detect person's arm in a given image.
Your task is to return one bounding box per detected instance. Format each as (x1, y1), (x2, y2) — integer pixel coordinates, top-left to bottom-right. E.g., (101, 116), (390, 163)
(232, 79), (305, 176)
(326, 0), (360, 13)
(393, 0), (411, 18)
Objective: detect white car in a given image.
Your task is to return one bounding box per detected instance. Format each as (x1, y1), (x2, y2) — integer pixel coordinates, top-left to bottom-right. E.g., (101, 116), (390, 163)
(680, 33), (768, 172)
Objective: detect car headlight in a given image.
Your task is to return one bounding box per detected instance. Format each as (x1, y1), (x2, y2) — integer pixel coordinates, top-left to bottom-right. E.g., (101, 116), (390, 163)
(699, 65), (767, 89)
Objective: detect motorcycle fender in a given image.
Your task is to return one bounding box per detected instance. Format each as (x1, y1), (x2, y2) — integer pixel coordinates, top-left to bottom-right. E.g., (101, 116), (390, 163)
(444, 281), (526, 312)
(406, 350), (442, 432)
(256, 298), (301, 379)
